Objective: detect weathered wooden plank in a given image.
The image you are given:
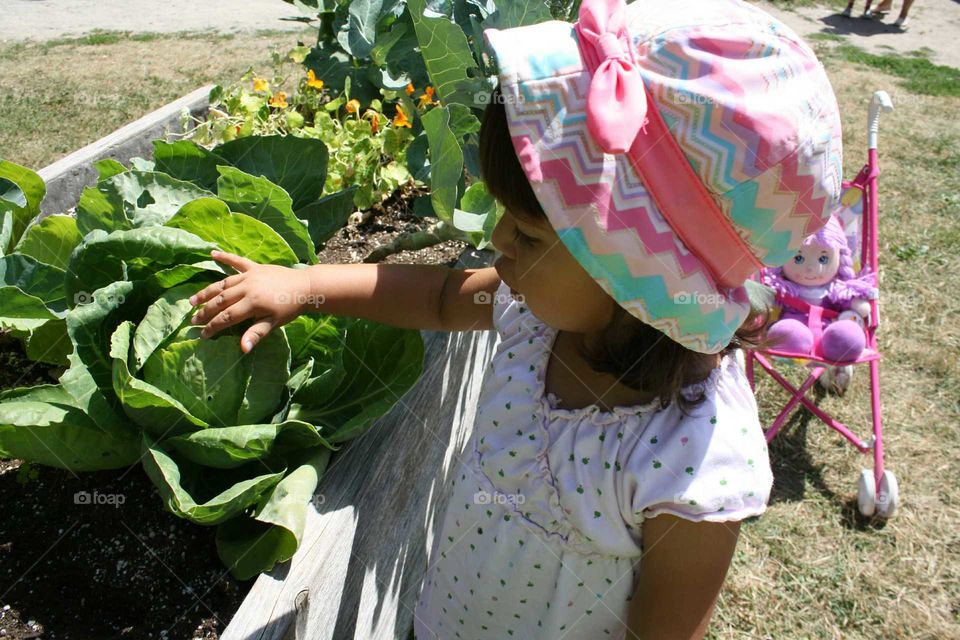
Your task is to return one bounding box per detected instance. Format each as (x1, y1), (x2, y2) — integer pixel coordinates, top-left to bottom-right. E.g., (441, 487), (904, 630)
(222, 247), (497, 640)
(37, 84), (215, 217)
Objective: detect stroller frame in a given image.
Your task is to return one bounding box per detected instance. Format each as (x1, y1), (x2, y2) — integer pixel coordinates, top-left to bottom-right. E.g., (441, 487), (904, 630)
(743, 90), (898, 519)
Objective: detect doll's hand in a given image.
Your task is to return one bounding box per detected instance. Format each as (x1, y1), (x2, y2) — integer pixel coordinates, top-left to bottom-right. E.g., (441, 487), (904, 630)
(849, 297), (871, 318)
(187, 250), (311, 352)
(837, 309), (866, 329)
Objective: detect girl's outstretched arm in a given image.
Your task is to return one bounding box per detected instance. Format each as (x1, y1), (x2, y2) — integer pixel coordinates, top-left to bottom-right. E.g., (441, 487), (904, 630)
(187, 251), (501, 351)
(626, 515), (741, 639)
(303, 261), (500, 332)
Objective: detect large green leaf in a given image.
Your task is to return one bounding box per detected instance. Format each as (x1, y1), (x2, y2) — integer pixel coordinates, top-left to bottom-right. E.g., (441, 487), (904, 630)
(165, 420), (336, 469)
(60, 350), (135, 441)
(92, 158), (129, 181)
(14, 214), (83, 271)
(422, 105), (476, 224)
(0, 286), (57, 332)
(337, 0), (385, 59)
(0, 384), (139, 471)
(481, 0), (553, 31)
(112, 320), (210, 437)
(215, 446), (331, 580)
(294, 186), (357, 249)
(288, 319), (424, 442)
(283, 314), (343, 370)
(76, 170), (217, 235)
(130, 283), (199, 372)
(141, 435), (286, 526)
(452, 181), (502, 250)
(64, 226), (218, 307)
(152, 140), (229, 192)
(25, 318), (72, 367)
(212, 135), (329, 212)
(216, 166), (317, 264)
(0, 253), (67, 313)
(407, 0), (486, 106)
(165, 198), (298, 266)
(0, 160), (45, 255)
(139, 323), (290, 428)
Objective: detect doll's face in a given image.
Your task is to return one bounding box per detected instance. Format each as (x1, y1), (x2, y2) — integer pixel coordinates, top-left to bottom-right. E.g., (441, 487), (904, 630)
(783, 240), (840, 286)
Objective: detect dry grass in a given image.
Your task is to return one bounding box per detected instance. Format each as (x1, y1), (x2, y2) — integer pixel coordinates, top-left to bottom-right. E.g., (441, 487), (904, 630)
(0, 27), (315, 169)
(711, 50), (960, 639)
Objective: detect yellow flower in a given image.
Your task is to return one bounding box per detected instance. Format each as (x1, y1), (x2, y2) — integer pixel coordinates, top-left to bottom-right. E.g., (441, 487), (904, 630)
(345, 99), (361, 114)
(306, 69), (324, 90)
(253, 77), (269, 92)
(405, 82), (415, 95)
(269, 91), (288, 109)
(393, 104), (412, 128)
(418, 85), (438, 109)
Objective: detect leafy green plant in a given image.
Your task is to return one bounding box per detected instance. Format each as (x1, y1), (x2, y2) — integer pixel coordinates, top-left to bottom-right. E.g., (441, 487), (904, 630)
(181, 46), (419, 211)
(0, 151), (424, 580)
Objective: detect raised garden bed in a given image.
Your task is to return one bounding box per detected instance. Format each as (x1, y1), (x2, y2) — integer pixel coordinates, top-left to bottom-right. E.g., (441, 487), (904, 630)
(0, 87), (489, 639)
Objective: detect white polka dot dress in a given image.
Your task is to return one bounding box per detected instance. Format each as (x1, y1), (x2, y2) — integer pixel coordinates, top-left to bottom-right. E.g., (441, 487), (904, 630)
(412, 281), (773, 639)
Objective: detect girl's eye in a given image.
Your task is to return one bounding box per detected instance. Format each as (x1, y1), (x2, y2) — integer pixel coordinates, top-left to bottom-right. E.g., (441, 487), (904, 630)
(513, 227), (537, 247)
(793, 255), (805, 264)
(818, 255), (829, 265)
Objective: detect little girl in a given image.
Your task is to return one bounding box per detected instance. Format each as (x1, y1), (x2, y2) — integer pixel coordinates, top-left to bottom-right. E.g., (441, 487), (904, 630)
(187, 0), (844, 637)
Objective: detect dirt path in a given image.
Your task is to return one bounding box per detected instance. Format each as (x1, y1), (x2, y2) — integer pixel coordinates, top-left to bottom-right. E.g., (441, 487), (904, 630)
(1, 0), (306, 41)
(758, 0), (960, 68)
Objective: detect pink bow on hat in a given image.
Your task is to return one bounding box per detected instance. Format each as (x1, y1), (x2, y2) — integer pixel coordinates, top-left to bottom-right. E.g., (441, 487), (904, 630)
(574, 0), (648, 154)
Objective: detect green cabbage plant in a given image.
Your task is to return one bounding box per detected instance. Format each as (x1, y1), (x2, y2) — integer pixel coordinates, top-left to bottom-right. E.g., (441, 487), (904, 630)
(0, 149), (424, 580)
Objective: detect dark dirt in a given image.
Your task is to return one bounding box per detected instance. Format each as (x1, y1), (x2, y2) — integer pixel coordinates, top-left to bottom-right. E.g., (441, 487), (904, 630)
(0, 179), (471, 640)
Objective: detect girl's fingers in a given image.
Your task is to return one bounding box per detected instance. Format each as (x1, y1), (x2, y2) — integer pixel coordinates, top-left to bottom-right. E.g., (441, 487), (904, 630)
(189, 274), (243, 306)
(210, 250), (256, 273)
(191, 285), (244, 326)
(241, 318), (276, 353)
(200, 300), (254, 339)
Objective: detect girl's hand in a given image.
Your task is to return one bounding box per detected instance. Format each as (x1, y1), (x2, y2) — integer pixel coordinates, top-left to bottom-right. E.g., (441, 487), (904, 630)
(187, 250), (312, 353)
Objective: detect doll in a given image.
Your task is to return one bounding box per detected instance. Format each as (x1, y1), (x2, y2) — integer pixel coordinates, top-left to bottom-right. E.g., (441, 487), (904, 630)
(762, 213), (878, 364)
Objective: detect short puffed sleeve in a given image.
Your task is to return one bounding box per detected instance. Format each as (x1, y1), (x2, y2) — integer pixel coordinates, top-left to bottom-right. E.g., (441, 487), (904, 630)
(619, 355), (773, 525)
(490, 278), (529, 338)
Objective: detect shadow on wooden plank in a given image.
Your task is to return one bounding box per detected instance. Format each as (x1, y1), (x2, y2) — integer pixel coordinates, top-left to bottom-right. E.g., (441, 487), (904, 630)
(223, 247), (498, 640)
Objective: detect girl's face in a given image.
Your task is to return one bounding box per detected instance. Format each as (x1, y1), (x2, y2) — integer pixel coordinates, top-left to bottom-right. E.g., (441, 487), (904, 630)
(491, 208), (617, 332)
(783, 240), (840, 286)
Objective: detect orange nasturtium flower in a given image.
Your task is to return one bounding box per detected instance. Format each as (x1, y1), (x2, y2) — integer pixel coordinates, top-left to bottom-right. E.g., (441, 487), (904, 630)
(369, 112), (380, 134)
(345, 99), (361, 114)
(393, 104), (412, 128)
(269, 91), (288, 109)
(405, 82), (415, 95)
(418, 85), (438, 109)
(253, 77), (269, 92)
(306, 69), (324, 90)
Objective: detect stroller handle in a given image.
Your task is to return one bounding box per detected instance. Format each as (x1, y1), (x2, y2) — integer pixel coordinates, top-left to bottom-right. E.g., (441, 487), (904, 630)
(868, 91), (894, 151)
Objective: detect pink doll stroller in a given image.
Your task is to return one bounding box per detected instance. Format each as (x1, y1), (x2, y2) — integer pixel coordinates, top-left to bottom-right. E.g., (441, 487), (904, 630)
(743, 90), (898, 519)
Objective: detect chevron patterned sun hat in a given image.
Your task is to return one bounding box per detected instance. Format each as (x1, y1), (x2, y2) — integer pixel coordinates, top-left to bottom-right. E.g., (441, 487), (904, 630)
(482, 0), (844, 354)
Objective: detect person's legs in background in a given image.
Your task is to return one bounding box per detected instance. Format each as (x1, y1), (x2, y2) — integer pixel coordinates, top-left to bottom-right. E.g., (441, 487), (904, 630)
(895, 0), (915, 27)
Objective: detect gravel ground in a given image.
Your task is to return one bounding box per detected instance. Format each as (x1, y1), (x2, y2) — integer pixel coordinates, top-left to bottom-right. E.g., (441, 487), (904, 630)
(759, 0), (960, 69)
(1, 0), (307, 42)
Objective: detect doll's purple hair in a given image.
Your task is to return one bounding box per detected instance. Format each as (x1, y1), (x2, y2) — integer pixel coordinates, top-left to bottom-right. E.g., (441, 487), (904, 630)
(762, 212), (878, 305)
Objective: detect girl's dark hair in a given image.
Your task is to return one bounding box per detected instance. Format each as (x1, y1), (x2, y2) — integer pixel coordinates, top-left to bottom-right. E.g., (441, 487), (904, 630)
(479, 85), (777, 411)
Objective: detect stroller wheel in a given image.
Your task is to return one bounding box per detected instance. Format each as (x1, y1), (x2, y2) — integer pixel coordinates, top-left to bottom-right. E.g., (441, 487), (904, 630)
(857, 469), (876, 517)
(876, 470), (900, 519)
